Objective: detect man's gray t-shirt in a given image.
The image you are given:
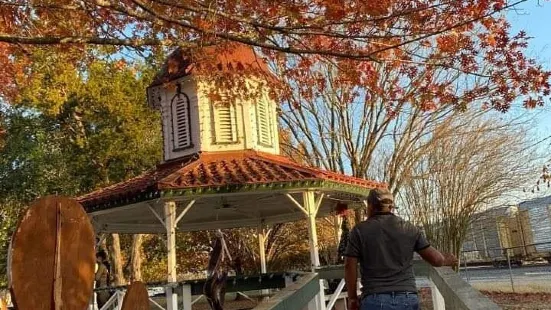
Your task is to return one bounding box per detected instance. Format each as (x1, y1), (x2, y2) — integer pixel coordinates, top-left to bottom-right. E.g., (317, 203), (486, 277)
(344, 212), (430, 296)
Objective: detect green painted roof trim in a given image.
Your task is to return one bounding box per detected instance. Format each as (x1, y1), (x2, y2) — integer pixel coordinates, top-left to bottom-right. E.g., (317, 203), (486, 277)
(160, 180), (371, 198)
(84, 180), (371, 213)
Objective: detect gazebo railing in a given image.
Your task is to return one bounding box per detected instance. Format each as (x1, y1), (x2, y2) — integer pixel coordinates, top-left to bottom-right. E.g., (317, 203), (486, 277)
(99, 291), (125, 310)
(88, 262), (501, 310)
(252, 273), (320, 310)
(89, 272), (301, 310)
(315, 261), (501, 310)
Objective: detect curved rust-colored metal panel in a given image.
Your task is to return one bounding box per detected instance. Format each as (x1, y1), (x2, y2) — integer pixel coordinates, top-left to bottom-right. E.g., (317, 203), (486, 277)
(9, 196), (95, 310)
(121, 281), (149, 310)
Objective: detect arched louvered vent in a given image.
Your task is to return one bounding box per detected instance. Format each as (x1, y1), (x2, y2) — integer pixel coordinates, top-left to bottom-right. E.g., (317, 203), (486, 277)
(171, 88), (192, 150)
(212, 103), (238, 143)
(256, 99), (273, 146)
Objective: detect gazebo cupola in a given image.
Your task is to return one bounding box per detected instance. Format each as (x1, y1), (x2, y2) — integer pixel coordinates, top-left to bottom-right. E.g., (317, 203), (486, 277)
(146, 44), (279, 162)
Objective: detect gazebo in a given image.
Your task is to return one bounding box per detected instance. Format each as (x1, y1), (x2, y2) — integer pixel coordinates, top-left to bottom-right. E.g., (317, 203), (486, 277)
(78, 43), (385, 310)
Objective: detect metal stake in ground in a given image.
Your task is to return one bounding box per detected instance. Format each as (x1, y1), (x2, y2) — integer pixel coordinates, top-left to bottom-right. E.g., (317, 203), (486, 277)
(53, 203), (63, 310)
(506, 249), (515, 293)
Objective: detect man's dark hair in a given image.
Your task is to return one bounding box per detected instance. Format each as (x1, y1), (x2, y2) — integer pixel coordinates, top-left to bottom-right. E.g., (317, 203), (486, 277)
(96, 250), (108, 261)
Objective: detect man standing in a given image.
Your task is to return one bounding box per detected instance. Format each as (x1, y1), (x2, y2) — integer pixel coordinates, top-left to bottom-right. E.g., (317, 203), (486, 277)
(344, 189), (457, 310)
(95, 250), (112, 308)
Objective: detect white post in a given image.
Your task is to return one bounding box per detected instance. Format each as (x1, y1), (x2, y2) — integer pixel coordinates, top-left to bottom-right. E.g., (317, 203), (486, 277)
(258, 225), (269, 298)
(182, 284), (192, 310)
(430, 280), (445, 310)
(304, 191), (325, 310)
(116, 291), (124, 307)
(304, 191), (321, 270)
(165, 201), (178, 310)
(334, 216), (343, 249)
(258, 226), (267, 274)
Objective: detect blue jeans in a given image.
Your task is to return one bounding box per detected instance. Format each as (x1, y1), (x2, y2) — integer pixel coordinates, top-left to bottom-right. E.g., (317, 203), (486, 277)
(360, 293), (419, 310)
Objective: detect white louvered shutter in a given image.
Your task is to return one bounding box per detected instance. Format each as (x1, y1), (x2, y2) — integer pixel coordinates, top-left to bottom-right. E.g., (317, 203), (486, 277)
(213, 104), (237, 143)
(172, 95), (191, 149)
(256, 100), (272, 146)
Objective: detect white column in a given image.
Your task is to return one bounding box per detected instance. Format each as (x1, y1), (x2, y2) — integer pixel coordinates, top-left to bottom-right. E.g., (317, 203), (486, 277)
(303, 191), (325, 310)
(165, 201), (178, 310)
(258, 225), (269, 298)
(258, 226), (267, 274)
(334, 216), (343, 247)
(304, 191), (320, 270)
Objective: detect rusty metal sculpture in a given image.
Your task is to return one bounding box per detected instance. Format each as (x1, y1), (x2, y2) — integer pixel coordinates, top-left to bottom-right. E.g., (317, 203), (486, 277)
(204, 230), (232, 310)
(8, 196), (95, 310)
(120, 281), (149, 310)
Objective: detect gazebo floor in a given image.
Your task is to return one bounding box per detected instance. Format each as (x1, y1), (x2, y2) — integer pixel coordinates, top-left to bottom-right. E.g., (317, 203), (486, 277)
(149, 293), (259, 310)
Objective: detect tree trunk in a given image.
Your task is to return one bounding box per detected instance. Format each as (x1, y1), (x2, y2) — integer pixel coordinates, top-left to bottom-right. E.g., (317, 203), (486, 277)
(130, 234), (144, 282)
(109, 234), (126, 285)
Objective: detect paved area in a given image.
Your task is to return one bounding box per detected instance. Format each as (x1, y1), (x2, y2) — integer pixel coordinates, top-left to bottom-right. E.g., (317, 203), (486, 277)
(458, 265), (551, 282)
(416, 265), (551, 292)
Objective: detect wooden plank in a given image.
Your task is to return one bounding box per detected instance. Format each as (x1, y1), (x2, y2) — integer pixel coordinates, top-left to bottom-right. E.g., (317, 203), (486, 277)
(253, 273), (320, 310)
(429, 267), (500, 310)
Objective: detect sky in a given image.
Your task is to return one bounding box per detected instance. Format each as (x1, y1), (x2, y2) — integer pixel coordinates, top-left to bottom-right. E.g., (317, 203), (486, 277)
(501, 2), (551, 200)
(507, 2), (551, 139)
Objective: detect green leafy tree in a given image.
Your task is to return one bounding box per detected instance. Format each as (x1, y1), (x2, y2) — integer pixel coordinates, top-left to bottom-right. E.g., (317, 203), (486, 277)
(0, 52), (162, 286)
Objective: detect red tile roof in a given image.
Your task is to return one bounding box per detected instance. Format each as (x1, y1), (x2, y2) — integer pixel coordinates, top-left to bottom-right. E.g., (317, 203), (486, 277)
(149, 43), (271, 87)
(78, 151), (386, 210)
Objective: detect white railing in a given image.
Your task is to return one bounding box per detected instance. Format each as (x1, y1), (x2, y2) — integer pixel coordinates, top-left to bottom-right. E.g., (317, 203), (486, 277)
(86, 264), (500, 310)
(100, 291), (125, 310)
(317, 263), (501, 310)
(90, 284), (193, 310)
(252, 273), (319, 310)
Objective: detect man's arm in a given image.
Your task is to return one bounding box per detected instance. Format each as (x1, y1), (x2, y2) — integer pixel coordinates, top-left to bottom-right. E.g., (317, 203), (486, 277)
(414, 228), (457, 267)
(344, 256), (358, 301)
(418, 246), (446, 267)
(343, 227), (362, 306)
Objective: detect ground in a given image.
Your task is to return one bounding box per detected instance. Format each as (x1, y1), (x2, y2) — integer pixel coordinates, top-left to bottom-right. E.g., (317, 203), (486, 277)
(191, 299), (257, 310)
(419, 288), (551, 310)
(160, 290), (551, 310)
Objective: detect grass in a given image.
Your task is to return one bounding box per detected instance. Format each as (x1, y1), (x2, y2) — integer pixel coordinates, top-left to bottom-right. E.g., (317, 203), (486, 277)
(471, 280), (551, 293)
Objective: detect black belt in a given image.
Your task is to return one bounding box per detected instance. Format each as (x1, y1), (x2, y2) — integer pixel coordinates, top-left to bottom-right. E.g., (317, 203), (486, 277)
(372, 291), (417, 296)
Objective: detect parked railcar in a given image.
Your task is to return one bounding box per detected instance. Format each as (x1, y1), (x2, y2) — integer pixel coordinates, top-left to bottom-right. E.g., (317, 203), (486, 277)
(462, 196), (551, 267)
(517, 195), (551, 261)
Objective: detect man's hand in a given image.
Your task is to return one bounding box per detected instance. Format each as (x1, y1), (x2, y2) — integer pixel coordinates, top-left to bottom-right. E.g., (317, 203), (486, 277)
(348, 297), (359, 310)
(443, 253), (458, 267)
(418, 247), (459, 267)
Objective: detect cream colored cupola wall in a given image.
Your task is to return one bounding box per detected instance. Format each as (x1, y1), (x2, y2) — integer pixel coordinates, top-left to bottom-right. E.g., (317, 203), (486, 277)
(147, 44), (279, 162)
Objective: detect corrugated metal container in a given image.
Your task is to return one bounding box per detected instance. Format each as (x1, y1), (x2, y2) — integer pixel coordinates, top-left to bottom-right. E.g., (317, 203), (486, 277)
(463, 206), (515, 259)
(518, 195), (551, 254)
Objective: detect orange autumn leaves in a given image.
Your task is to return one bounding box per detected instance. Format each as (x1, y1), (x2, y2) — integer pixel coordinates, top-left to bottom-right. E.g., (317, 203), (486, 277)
(0, 0), (549, 113)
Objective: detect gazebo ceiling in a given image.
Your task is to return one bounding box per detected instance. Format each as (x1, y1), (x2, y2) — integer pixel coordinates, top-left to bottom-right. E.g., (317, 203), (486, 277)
(78, 150), (386, 214)
(88, 192), (356, 234)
